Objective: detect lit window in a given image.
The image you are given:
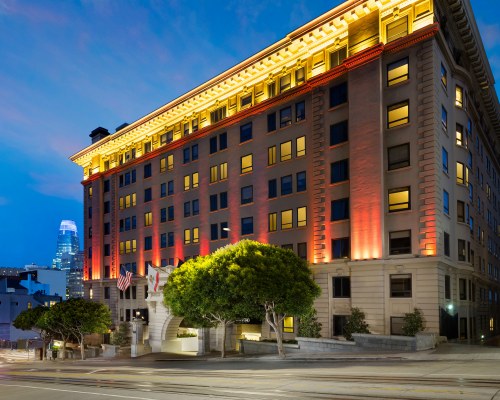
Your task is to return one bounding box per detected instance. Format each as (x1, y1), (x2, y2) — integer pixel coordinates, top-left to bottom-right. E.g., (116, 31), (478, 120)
(387, 100), (409, 128)
(193, 227), (199, 244)
(144, 212), (152, 226)
(280, 106), (292, 127)
(440, 63), (447, 88)
(210, 165), (218, 183)
(192, 172), (199, 188)
(268, 212), (277, 232)
(280, 73), (291, 93)
(281, 210), (293, 230)
(211, 106), (227, 123)
(160, 158), (166, 173)
(388, 187), (410, 212)
(283, 316), (294, 333)
(280, 141), (292, 161)
(167, 154), (173, 170)
(184, 229), (191, 245)
(268, 146), (276, 166)
(456, 85), (463, 107)
(184, 175), (190, 191)
(268, 81), (276, 98)
(241, 154), (253, 174)
(456, 162), (465, 184)
(387, 58), (409, 86)
(389, 230), (411, 255)
(220, 162), (228, 180)
(297, 206), (307, 227)
(296, 136), (306, 157)
(295, 68), (305, 85)
(330, 47), (347, 69)
(240, 94), (252, 108)
(386, 16), (408, 43)
(456, 124), (464, 147)
(388, 143), (410, 170)
(192, 118), (198, 133)
(390, 274), (412, 297)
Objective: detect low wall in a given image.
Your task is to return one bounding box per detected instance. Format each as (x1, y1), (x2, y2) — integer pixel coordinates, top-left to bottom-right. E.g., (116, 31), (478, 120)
(296, 337), (360, 353)
(238, 340), (300, 355)
(353, 333), (436, 351)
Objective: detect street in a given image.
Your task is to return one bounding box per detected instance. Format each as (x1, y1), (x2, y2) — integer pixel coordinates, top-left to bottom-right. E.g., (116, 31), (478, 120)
(1, 355), (500, 399)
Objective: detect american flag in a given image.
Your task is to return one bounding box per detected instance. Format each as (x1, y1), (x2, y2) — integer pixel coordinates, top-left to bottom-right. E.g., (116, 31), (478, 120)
(117, 270), (133, 291)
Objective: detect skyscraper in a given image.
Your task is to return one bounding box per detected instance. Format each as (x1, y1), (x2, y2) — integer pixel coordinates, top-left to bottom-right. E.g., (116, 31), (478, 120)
(52, 220), (81, 298)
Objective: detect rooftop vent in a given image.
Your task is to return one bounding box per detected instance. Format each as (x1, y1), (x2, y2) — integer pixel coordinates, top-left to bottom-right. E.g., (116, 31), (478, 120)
(115, 122), (129, 132)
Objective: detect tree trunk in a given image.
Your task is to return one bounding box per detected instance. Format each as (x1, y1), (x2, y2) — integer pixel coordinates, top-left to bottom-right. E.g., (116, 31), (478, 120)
(80, 335), (85, 360)
(221, 323), (226, 358)
(61, 339), (67, 360)
(265, 309), (286, 359)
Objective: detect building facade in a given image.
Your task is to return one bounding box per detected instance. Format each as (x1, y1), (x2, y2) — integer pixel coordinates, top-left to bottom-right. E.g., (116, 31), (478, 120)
(71, 0), (500, 342)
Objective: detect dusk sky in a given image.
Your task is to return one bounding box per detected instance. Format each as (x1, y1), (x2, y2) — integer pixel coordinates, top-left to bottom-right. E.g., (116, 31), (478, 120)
(0, 0), (499, 268)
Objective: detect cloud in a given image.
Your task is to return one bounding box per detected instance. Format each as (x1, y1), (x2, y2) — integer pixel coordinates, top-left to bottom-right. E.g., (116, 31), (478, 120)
(0, 0), (67, 24)
(29, 171), (83, 202)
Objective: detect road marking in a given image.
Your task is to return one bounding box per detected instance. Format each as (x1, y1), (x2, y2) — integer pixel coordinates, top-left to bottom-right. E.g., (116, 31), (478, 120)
(0, 383), (158, 400)
(87, 369), (106, 375)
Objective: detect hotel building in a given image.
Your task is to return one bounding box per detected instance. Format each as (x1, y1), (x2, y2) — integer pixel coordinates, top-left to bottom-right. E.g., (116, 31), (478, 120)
(71, 0), (500, 341)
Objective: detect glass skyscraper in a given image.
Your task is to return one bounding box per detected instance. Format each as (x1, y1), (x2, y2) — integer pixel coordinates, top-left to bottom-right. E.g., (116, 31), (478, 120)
(52, 220), (82, 298)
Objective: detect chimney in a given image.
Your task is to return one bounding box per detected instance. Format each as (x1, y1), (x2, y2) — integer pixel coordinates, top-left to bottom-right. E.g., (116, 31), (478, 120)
(89, 127), (110, 144)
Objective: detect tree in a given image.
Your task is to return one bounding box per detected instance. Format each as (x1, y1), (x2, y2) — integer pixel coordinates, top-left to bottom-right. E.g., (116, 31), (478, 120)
(112, 322), (131, 346)
(45, 298), (111, 360)
(402, 308), (425, 336)
(164, 252), (258, 358)
(298, 307), (322, 338)
(343, 307), (370, 341)
(13, 306), (54, 360)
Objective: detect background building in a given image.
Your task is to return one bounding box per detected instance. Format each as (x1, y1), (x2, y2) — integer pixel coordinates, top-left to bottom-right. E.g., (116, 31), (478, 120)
(71, 0), (500, 343)
(52, 220), (82, 298)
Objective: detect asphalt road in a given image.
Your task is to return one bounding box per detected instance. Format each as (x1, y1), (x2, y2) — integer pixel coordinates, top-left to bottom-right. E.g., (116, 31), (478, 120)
(1, 357), (500, 399)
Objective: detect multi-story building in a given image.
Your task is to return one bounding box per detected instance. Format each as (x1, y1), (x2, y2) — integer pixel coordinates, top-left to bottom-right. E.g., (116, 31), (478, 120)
(71, 0), (500, 342)
(52, 220), (81, 298)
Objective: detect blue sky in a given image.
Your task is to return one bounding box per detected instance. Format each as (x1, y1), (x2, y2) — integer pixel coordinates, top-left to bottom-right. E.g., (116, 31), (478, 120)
(0, 0), (498, 267)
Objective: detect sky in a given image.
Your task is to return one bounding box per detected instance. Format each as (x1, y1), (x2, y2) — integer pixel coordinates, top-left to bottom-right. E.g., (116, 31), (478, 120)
(0, 0), (499, 268)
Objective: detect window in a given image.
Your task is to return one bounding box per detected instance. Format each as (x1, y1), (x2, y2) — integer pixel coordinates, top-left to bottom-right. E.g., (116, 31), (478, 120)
(219, 132), (227, 150)
(445, 275), (451, 299)
(192, 199), (199, 216)
(167, 180), (174, 195)
(281, 175), (293, 195)
(241, 217), (253, 235)
(456, 124), (464, 147)
(280, 141), (292, 161)
(280, 106), (292, 127)
(441, 106), (448, 130)
(210, 165), (218, 183)
(331, 159), (349, 183)
(283, 316), (294, 333)
(183, 148), (190, 164)
(220, 222), (229, 239)
(184, 201), (191, 218)
(220, 192), (228, 208)
(103, 180), (110, 193)
(210, 194), (218, 212)
(103, 222), (110, 235)
(183, 122), (189, 136)
(104, 244), (110, 257)
(160, 208), (167, 223)
(210, 136), (217, 154)
(192, 118), (198, 133)
(388, 143), (410, 170)
(168, 206), (174, 221)
(268, 179), (277, 198)
(458, 239), (466, 261)
(281, 210), (293, 230)
(296, 171), (306, 192)
(167, 232), (174, 247)
(220, 162), (227, 180)
(387, 16), (408, 43)
(295, 68), (305, 85)
(333, 276), (350, 297)
(184, 229), (191, 245)
(211, 106), (227, 123)
(119, 193), (136, 209)
(241, 94), (252, 108)
(240, 122), (252, 143)
(160, 233), (167, 248)
(268, 212), (277, 232)
(459, 278), (467, 300)
(388, 187), (410, 212)
(144, 163), (152, 178)
(387, 100), (409, 128)
(387, 58), (409, 86)
(329, 82), (347, 108)
(389, 230), (411, 255)
(456, 85), (463, 107)
(331, 198), (349, 221)
(330, 120), (348, 146)
(440, 63), (447, 88)
(296, 101), (305, 122)
(443, 190), (449, 215)
(456, 162), (465, 184)
(457, 200), (465, 223)
(192, 172), (199, 188)
(267, 112), (276, 132)
(144, 188), (152, 202)
(332, 237), (350, 259)
(330, 46), (347, 69)
(144, 236), (152, 251)
(160, 183), (167, 198)
(210, 223), (219, 241)
(241, 185), (253, 205)
(280, 73), (291, 93)
(192, 227), (199, 244)
(297, 206), (307, 227)
(144, 212), (152, 226)
(296, 136), (306, 157)
(103, 201), (110, 214)
(444, 232), (450, 257)
(390, 274), (412, 297)
(268, 146), (276, 166)
(241, 154), (253, 174)
(297, 242), (307, 260)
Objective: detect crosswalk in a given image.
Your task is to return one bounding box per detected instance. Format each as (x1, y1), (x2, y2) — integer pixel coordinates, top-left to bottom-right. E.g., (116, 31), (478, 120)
(0, 349), (36, 363)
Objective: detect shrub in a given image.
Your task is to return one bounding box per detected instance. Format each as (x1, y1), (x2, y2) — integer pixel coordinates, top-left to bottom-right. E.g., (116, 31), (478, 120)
(298, 308), (322, 338)
(177, 332), (197, 338)
(111, 322), (131, 346)
(343, 307), (370, 341)
(402, 308), (425, 336)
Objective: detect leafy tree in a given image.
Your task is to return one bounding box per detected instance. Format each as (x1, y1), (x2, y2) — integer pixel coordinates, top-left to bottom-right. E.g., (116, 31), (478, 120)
(43, 300), (76, 359)
(164, 252), (258, 358)
(402, 308), (425, 336)
(112, 322), (131, 346)
(13, 306), (54, 360)
(343, 307), (370, 341)
(298, 307), (322, 338)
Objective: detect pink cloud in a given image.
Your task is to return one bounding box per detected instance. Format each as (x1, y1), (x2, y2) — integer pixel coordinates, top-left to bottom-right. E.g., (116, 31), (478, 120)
(0, 0), (68, 24)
